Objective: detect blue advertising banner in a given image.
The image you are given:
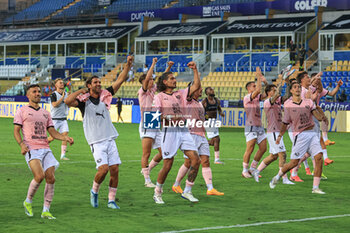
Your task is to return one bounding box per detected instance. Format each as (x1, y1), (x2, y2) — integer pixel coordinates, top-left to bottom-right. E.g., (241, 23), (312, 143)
(319, 101), (350, 111)
(118, 0), (350, 22)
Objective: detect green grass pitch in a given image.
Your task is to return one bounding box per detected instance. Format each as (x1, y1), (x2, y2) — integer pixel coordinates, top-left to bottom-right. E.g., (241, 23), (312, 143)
(0, 117), (350, 232)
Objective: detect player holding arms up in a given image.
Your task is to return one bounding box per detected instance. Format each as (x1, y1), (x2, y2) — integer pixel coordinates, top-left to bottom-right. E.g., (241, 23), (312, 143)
(269, 82), (326, 194)
(253, 81), (294, 185)
(15, 84), (73, 219)
(65, 56), (133, 209)
(242, 67), (267, 178)
(172, 85), (224, 196)
(152, 61), (200, 204)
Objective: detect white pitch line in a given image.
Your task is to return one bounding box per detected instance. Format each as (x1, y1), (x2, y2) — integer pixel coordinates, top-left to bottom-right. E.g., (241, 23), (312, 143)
(159, 214), (350, 233)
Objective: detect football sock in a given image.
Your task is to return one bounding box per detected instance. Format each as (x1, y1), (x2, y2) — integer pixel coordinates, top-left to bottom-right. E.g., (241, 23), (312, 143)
(108, 187), (117, 202)
(92, 180), (101, 193)
(26, 179), (40, 202)
(184, 180), (194, 193)
(258, 162), (267, 172)
(174, 164), (189, 186)
(44, 183), (54, 210)
(149, 159), (159, 171)
(202, 167), (213, 190)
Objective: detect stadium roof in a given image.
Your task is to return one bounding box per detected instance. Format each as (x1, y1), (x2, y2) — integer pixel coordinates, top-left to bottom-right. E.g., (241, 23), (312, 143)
(322, 14), (350, 31)
(137, 21), (226, 39)
(0, 26), (138, 44)
(213, 16), (315, 35)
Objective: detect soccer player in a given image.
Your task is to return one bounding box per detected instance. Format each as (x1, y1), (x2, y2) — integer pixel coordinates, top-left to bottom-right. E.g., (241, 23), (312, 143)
(64, 56), (133, 209)
(269, 82), (326, 194)
(138, 57), (164, 188)
(242, 67), (267, 178)
(48, 78), (70, 160)
(116, 97), (124, 123)
(253, 81), (294, 185)
(172, 86), (224, 196)
(152, 61), (200, 204)
(310, 76), (343, 166)
(290, 72), (332, 180)
(311, 75), (343, 147)
(202, 87), (225, 164)
(14, 84), (74, 219)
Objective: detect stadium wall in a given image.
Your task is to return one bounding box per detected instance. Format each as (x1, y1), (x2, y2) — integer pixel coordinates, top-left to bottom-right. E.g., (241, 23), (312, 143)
(1, 100), (350, 132)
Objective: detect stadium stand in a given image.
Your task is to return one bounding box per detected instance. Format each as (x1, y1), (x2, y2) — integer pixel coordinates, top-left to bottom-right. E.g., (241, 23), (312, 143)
(0, 1), (349, 101)
(95, 0), (172, 16)
(4, 0), (75, 23)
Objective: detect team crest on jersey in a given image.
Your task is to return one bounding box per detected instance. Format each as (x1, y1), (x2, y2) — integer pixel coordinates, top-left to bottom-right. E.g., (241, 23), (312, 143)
(43, 114), (48, 119)
(176, 95), (181, 99)
(305, 105), (310, 109)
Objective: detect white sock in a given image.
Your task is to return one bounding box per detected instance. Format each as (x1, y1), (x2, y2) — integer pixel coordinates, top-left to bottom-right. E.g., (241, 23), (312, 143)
(43, 206), (50, 212)
(322, 149), (328, 160)
(174, 181), (180, 186)
(145, 178), (151, 183)
(25, 198), (32, 204)
(206, 184), (214, 191)
(183, 186), (192, 193)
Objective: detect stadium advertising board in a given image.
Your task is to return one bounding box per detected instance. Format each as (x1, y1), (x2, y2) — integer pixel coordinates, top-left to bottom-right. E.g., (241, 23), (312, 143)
(138, 21), (226, 38)
(118, 0), (349, 22)
(322, 14), (350, 30)
(216, 17), (314, 34)
(0, 29), (58, 43)
(0, 102), (132, 123)
(1, 100), (350, 131)
(44, 26), (137, 41)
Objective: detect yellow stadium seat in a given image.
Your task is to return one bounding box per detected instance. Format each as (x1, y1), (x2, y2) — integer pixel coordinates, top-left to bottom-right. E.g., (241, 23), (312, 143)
(343, 61), (349, 66)
(338, 61), (343, 66)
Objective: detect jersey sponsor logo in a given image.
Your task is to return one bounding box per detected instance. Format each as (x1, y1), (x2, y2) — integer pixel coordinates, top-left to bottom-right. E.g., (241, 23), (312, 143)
(95, 111), (105, 118)
(143, 111), (161, 129)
